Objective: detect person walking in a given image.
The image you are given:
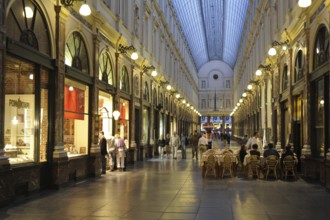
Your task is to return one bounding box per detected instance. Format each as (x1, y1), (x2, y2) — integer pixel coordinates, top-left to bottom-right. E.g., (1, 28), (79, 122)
(99, 131), (108, 174)
(157, 136), (166, 159)
(170, 131), (180, 160)
(164, 133), (171, 159)
(190, 130), (199, 160)
(107, 136), (116, 171)
(115, 134), (127, 171)
(198, 132), (208, 165)
(180, 133), (187, 159)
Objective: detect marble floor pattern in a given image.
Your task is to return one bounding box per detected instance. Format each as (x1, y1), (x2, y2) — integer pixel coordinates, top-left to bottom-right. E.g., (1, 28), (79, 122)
(1, 140), (330, 220)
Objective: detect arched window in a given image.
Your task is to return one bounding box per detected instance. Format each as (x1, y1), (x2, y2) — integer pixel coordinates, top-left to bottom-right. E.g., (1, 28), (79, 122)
(282, 64), (288, 91)
(120, 66), (130, 93)
(65, 32), (89, 73)
(99, 51), (113, 85)
(294, 50), (304, 82)
(313, 25), (329, 70)
(143, 82), (149, 101)
(165, 97), (168, 110)
(159, 93), (163, 106)
(153, 88), (157, 105)
(7, 0), (51, 55)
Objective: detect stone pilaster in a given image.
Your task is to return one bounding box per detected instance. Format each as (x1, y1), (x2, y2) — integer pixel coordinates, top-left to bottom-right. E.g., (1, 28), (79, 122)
(52, 5), (69, 188)
(128, 64), (136, 163)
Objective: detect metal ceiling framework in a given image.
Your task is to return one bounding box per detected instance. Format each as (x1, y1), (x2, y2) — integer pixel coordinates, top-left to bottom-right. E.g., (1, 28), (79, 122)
(171, 0), (249, 70)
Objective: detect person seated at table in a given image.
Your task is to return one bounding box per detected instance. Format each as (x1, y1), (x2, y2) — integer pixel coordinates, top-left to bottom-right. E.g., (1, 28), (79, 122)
(263, 143), (279, 158)
(281, 144), (294, 166)
(250, 144), (261, 157)
(239, 145), (247, 164)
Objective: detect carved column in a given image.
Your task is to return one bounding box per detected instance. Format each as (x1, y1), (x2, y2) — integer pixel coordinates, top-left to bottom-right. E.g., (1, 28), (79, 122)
(128, 64), (136, 163)
(139, 71), (145, 159)
(302, 26), (311, 157)
(0, 0), (9, 169)
(114, 52), (120, 134)
(88, 32), (101, 177)
(52, 5), (69, 188)
(149, 80), (155, 156)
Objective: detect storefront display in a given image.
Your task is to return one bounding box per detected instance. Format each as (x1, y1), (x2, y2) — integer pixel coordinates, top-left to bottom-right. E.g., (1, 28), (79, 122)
(64, 78), (89, 157)
(119, 99), (129, 144)
(99, 91), (113, 138)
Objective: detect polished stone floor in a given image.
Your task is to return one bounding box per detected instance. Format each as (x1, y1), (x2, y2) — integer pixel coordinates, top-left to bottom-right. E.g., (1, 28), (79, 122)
(1, 140), (330, 220)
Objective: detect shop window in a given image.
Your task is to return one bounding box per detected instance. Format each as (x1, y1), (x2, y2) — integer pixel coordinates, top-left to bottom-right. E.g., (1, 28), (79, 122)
(119, 99), (129, 144)
(294, 50), (304, 82)
(143, 82), (149, 101)
(98, 91), (113, 138)
(282, 64), (288, 91)
(99, 51), (113, 85)
(313, 79), (324, 157)
(4, 57), (36, 164)
(65, 32), (89, 74)
(7, 0), (51, 55)
(120, 66), (130, 93)
(64, 78), (89, 157)
(313, 25), (329, 70)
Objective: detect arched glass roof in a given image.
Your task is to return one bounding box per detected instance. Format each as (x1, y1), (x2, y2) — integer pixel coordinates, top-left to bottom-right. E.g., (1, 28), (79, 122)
(171, 0), (249, 70)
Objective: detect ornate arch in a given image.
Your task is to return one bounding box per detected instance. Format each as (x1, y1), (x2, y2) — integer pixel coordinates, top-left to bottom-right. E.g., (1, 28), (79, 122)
(7, 0), (51, 55)
(294, 50), (304, 82)
(143, 81), (149, 101)
(282, 64), (288, 91)
(99, 50), (114, 85)
(313, 25), (329, 70)
(65, 31), (89, 74)
(120, 65), (130, 93)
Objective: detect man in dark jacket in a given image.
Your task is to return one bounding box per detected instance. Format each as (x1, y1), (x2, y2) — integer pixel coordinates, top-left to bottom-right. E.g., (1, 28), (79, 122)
(263, 143), (279, 158)
(99, 131), (108, 174)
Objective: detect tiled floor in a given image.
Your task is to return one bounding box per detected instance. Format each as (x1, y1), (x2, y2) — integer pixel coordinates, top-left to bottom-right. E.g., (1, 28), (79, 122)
(1, 140), (330, 220)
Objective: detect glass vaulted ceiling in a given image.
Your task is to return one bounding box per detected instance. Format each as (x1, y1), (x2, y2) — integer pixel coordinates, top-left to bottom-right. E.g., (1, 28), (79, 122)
(171, 0), (249, 70)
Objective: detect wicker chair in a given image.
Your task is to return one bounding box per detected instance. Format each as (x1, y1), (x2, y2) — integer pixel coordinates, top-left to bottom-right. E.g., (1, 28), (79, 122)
(283, 155), (296, 180)
(265, 155), (279, 180)
(204, 154), (217, 178)
(221, 154), (233, 178)
(249, 155), (260, 178)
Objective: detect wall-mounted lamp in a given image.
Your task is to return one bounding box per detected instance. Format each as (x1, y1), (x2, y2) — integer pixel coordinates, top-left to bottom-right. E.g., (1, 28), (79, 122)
(143, 65), (157, 76)
(118, 44), (138, 60)
(268, 40), (289, 56)
(112, 110), (120, 120)
(256, 64), (271, 76)
(298, 0), (312, 8)
(61, 0), (91, 16)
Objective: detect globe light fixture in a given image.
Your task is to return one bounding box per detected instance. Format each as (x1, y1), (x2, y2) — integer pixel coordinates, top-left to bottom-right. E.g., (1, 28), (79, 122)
(247, 84), (253, 90)
(131, 52), (138, 60)
(166, 85), (172, 90)
(112, 110), (120, 120)
(298, 0), (312, 8)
